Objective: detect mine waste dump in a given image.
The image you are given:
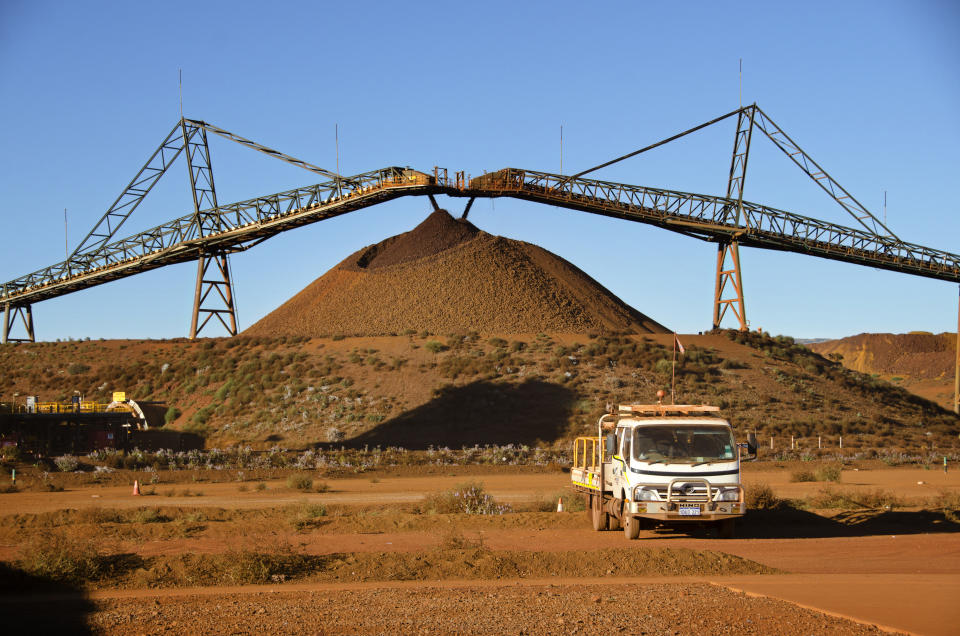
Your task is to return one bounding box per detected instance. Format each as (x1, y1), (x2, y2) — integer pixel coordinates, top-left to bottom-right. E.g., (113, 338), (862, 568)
(245, 209), (669, 336)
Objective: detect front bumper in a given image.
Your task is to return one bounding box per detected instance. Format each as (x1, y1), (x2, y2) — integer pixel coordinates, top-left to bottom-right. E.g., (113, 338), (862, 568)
(628, 478), (745, 522)
(627, 500), (744, 521)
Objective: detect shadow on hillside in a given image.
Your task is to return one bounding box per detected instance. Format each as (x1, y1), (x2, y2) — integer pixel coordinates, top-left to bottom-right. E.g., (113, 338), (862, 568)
(342, 379), (577, 450)
(653, 507), (960, 540)
(0, 562), (96, 633)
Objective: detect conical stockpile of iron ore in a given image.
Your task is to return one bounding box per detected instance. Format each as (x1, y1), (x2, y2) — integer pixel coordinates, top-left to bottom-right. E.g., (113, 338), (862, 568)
(245, 209), (668, 336)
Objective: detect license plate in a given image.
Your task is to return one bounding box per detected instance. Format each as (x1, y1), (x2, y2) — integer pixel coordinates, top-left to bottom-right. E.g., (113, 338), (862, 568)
(678, 505), (701, 516)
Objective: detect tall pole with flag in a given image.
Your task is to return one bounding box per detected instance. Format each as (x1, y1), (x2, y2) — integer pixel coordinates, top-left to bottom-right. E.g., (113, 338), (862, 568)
(672, 333), (685, 404)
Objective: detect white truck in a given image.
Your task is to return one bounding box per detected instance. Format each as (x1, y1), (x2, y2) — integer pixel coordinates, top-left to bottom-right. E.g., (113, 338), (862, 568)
(571, 401), (757, 539)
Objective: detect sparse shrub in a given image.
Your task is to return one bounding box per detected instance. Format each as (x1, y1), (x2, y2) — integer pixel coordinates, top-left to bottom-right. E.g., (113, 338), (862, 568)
(66, 363), (90, 375)
(326, 426), (345, 442)
(132, 507), (168, 524)
(790, 470), (816, 483)
(18, 530), (103, 583)
(745, 483), (780, 510)
(815, 464), (842, 482)
(654, 359), (673, 375)
(440, 527), (486, 550)
(54, 455), (79, 472)
(487, 337), (507, 349)
(807, 488), (903, 509)
(719, 359), (747, 370)
(424, 340), (447, 354)
(421, 481), (511, 515)
(255, 482), (267, 491)
(288, 502), (327, 530)
(286, 474), (313, 491)
(164, 406), (181, 426)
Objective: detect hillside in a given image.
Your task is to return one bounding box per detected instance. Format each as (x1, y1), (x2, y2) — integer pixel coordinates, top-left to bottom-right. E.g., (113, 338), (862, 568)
(810, 332), (955, 409)
(244, 209), (668, 337)
(1, 330), (956, 453)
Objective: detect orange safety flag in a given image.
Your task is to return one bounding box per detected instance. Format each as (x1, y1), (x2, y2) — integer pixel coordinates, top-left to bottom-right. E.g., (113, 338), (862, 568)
(674, 334), (685, 355)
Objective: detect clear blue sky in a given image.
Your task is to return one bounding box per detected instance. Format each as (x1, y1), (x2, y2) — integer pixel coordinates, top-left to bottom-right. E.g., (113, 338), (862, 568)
(1, 0), (958, 341)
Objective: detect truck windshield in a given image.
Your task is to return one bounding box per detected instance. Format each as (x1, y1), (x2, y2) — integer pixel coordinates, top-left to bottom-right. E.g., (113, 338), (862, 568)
(632, 425), (736, 463)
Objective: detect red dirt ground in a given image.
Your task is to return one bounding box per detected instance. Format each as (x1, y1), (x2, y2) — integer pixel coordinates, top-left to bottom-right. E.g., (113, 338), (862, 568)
(2, 468), (959, 634)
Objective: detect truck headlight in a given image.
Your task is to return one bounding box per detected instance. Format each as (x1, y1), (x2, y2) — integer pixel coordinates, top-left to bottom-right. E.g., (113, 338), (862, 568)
(717, 488), (740, 502)
(635, 487), (658, 501)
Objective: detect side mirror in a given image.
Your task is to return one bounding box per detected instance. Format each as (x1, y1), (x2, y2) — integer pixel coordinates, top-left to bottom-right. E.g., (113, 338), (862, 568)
(738, 432), (758, 461)
(604, 433), (617, 459)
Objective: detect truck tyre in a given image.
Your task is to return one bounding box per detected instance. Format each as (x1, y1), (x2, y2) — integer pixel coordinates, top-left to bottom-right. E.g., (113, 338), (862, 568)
(718, 518), (736, 539)
(590, 494), (609, 531)
(623, 514), (641, 540)
(607, 510), (621, 532)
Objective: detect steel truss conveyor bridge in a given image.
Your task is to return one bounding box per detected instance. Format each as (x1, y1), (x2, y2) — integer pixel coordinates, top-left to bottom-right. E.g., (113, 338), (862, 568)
(3, 104), (959, 351)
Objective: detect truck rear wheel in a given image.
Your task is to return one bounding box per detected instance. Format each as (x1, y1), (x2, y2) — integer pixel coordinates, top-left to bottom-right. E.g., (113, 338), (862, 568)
(623, 514), (641, 540)
(590, 494), (609, 531)
(607, 511), (621, 532)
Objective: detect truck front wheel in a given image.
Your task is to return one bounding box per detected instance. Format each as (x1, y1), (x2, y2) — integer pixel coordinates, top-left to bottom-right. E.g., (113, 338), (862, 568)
(590, 494), (609, 531)
(718, 518), (736, 539)
(622, 514), (641, 540)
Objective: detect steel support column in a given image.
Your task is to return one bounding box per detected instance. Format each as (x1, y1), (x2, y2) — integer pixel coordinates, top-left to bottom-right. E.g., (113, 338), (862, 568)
(2, 304), (35, 344)
(189, 253), (237, 338)
(713, 243), (746, 330)
(713, 107), (755, 331)
(461, 197), (475, 219)
(182, 119), (238, 337)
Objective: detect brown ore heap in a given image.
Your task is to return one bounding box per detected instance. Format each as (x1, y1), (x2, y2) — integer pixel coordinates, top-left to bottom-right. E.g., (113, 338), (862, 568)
(245, 209), (669, 337)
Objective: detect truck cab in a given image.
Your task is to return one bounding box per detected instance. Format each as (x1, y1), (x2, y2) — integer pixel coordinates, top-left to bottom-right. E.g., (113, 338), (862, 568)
(571, 403), (757, 539)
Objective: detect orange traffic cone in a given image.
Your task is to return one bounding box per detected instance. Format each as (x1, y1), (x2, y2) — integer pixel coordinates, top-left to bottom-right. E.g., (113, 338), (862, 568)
(556, 497), (564, 512)
(132, 480), (141, 496)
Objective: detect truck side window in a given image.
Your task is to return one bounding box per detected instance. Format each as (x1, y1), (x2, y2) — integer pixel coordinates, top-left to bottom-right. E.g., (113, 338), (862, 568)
(620, 430), (630, 459)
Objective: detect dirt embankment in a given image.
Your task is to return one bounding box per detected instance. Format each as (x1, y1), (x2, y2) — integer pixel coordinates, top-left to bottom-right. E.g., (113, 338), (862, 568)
(809, 332), (954, 380)
(244, 209), (668, 337)
(810, 332), (956, 408)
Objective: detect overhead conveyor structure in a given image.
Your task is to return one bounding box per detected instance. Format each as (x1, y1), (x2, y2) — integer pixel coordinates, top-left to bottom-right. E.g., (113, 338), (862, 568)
(2, 104), (958, 350)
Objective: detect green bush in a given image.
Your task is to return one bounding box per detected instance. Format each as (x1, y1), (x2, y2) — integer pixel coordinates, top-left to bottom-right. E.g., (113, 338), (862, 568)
(422, 481), (511, 515)
(424, 340), (448, 354)
(654, 359), (673, 375)
(286, 474), (313, 491)
(288, 502), (327, 530)
(18, 530), (103, 583)
(814, 464), (843, 482)
(164, 406), (182, 426)
(745, 483), (780, 510)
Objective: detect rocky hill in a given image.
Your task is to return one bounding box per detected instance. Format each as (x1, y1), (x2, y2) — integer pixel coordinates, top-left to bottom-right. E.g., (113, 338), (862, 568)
(1, 330), (956, 453)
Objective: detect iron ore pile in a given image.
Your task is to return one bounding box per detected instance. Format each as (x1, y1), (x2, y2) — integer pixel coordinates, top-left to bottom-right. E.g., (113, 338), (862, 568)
(245, 209), (667, 336)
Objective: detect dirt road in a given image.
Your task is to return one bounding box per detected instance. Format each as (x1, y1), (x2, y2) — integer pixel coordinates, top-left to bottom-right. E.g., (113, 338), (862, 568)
(5, 467), (957, 514)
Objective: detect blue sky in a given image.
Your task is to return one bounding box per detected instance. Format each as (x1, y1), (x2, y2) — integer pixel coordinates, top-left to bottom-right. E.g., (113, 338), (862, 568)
(1, 0), (958, 341)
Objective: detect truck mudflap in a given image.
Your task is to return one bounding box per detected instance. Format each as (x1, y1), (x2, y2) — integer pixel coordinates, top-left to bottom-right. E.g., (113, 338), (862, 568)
(627, 478), (745, 522)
